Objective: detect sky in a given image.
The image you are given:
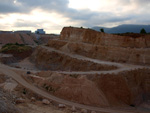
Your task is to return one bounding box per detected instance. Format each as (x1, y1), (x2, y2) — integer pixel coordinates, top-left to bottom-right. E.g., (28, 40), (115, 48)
(0, 0), (150, 34)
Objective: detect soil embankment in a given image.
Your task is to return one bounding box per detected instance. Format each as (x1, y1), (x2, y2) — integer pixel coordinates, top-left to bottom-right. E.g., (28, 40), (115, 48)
(47, 27), (150, 65)
(30, 46), (117, 71)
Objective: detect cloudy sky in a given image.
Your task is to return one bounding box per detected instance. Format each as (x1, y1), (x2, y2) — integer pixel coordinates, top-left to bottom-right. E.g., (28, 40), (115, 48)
(0, 0), (150, 33)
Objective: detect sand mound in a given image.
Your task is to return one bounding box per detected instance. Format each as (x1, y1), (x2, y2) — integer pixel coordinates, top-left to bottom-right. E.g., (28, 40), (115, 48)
(55, 76), (109, 107)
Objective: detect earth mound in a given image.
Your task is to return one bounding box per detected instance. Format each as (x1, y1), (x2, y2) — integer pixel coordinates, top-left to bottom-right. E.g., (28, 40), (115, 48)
(30, 46), (117, 71)
(0, 43), (33, 64)
(0, 33), (37, 45)
(47, 27), (150, 65)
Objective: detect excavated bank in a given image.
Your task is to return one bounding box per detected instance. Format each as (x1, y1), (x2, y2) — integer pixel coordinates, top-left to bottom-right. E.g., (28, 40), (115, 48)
(47, 39), (150, 65)
(0, 44), (33, 64)
(95, 68), (150, 106)
(47, 26), (150, 65)
(60, 27), (150, 48)
(27, 68), (150, 107)
(30, 46), (117, 71)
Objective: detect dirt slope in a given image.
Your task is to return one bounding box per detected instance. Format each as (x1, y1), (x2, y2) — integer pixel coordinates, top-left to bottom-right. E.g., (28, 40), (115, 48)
(60, 27), (150, 48)
(47, 27), (150, 65)
(30, 46), (116, 71)
(0, 33), (37, 45)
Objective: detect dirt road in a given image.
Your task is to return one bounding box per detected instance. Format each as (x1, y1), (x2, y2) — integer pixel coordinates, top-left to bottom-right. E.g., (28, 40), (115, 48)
(0, 45), (149, 112)
(41, 46), (147, 75)
(0, 63), (138, 113)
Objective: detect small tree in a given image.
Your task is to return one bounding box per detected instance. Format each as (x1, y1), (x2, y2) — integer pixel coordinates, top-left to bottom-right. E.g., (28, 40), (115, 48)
(140, 28), (147, 34)
(37, 31), (39, 34)
(100, 28), (104, 33)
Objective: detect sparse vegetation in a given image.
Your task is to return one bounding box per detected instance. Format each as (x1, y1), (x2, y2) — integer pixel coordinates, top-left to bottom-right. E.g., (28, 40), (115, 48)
(0, 43), (32, 53)
(140, 28), (147, 34)
(23, 88), (27, 94)
(43, 84), (56, 92)
(100, 28), (104, 33)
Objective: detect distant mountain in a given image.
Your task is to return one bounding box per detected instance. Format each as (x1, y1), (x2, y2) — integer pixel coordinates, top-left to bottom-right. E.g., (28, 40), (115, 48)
(92, 24), (150, 33)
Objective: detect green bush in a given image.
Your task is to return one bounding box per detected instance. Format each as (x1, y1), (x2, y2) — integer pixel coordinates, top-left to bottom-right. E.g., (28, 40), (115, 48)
(0, 43), (32, 53)
(23, 88), (27, 94)
(43, 84), (56, 92)
(140, 28), (147, 34)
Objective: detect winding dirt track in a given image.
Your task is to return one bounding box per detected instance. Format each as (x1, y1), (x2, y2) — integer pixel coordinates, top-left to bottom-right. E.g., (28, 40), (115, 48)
(0, 64), (137, 113)
(41, 46), (146, 75)
(0, 45), (149, 113)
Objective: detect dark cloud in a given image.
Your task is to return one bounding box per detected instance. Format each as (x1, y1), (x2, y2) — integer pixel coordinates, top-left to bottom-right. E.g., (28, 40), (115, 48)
(0, 0), (19, 13)
(0, 0), (150, 29)
(17, 0), (69, 13)
(14, 20), (40, 27)
(135, 0), (150, 4)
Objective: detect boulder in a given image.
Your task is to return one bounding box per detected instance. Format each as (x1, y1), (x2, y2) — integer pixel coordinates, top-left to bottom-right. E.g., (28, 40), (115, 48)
(15, 98), (25, 104)
(31, 97), (36, 102)
(58, 104), (66, 108)
(71, 106), (76, 112)
(42, 99), (50, 105)
(81, 109), (87, 113)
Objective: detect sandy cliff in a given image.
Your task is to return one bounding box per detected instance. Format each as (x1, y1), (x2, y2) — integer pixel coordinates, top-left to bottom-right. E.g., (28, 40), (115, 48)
(30, 46), (116, 71)
(47, 27), (150, 65)
(29, 68), (150, 107)
(60, 27), (150, 48)
(95, 69), (150, 106)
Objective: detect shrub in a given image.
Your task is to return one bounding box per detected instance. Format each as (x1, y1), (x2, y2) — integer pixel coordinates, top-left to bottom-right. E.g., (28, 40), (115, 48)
(0, 43), (32, 53)
(140, 28), (147, 34)
(100, 28), (104, 33)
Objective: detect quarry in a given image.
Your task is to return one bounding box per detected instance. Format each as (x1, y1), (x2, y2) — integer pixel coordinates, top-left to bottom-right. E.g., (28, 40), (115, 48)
(0, 27), (150, 113)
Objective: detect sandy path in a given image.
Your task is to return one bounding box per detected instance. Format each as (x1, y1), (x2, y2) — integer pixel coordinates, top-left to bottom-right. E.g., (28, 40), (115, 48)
(41, 46), (147, 75)
(6, 45), (148, 75)
(0, 45), (149, 112)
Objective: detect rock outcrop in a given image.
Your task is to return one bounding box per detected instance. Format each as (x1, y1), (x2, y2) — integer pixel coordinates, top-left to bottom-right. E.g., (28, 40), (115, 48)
(32, 71), (109, 107)
(47, 27), (150, 65)
(42, 99), (50, 105)
(60, 27), (150, 48)
(30, 46), (116, 71)
(28, 68), (150, 107)
(95, 68), (150, 106)
(55, 76), (109, 107)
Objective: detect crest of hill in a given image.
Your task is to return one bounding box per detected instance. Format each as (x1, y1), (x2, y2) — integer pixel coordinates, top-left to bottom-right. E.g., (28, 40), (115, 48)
(0, 33), (37, 45)
(60, 27), (150, 48)
(47, 27), (150, 65)
(92, 24), (150, 33)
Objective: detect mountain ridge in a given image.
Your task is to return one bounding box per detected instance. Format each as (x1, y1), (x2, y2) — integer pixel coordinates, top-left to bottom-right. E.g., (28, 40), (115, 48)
(92, 24), (150, 33)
